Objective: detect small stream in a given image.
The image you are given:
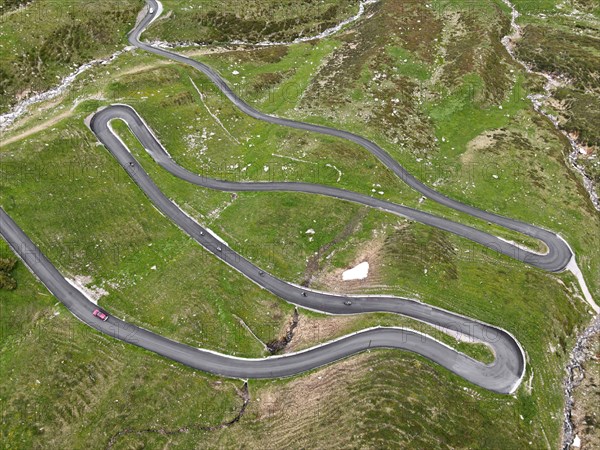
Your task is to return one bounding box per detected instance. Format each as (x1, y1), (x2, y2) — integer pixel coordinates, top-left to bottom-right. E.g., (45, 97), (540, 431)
(0, 0), (380, 130)
(148, 0), (380, 49)
(501, 0), (600, 212)
(0, 47), (133, 132)
(500, 2), (600, 448)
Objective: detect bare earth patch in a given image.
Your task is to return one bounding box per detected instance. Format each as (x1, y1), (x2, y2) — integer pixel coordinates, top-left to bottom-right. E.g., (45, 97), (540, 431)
(284, 314), (356, 354)
(461, 129), (507, 165)
(312, 229), (386, 294)
(254, 354), (368, 420)
(1, 110), (73, 147)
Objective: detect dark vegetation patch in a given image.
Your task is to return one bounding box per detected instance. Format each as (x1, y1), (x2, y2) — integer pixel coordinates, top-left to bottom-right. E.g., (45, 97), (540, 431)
(250, 70), (294, 92)
(0, 0), (30, 14)
(554, 87), (600, 151)
(299, 0), (517, 156)
(572, 0), (600, 16)
(370, 73), (434, 151)
(299, 0), (440, 150)
(515, 21), (599, 199)
(0, 256), (17, 290)
(302, 0), (440, 108)
(516, 24), (600, 93)
(0, 0), (140, 113)
(438, 4), (513, 107)
(145, 0), (358, 45)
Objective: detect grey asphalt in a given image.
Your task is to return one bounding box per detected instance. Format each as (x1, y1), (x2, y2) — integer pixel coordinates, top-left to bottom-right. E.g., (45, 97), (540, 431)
(2, 0), (575, 394)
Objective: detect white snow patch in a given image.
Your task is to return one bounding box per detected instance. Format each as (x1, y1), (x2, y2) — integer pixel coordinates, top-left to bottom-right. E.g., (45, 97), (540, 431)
(342, 261), (369, 281)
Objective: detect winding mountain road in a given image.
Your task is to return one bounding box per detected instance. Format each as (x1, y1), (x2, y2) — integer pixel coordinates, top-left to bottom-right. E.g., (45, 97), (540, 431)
(0, 0), (583, 394)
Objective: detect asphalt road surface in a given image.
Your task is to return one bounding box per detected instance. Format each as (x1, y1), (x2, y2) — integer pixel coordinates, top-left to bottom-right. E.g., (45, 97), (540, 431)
(3, 0), (579, 394)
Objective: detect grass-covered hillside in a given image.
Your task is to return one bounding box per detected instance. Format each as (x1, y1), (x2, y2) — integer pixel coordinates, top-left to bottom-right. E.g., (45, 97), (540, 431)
(144, 0), (362, 44)
(511, 0), (600, 198)
(1, 0), (599, 448)
(0, 0), (142, 114)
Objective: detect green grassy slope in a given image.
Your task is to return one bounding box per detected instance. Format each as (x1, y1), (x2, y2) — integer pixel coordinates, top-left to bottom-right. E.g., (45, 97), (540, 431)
(1, 0), (599, 448)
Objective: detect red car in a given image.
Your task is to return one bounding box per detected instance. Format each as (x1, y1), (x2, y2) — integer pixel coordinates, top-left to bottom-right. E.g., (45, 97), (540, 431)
(93, 309), (109, 321)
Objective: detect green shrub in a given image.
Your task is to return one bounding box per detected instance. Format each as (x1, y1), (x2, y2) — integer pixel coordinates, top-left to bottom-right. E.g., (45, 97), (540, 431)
(0, 271), (17, 291)
(0, 257), (17, 290)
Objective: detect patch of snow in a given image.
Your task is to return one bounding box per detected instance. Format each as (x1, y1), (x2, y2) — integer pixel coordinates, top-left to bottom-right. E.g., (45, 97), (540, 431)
(342, 261), (369, 281)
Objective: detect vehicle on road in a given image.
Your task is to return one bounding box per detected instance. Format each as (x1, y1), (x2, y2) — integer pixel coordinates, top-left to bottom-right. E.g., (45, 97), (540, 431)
(217, 246), (222, 252)
(149, 7), (154, 14)
(344, 300), (352, 306)
(92, 309), (109, 321)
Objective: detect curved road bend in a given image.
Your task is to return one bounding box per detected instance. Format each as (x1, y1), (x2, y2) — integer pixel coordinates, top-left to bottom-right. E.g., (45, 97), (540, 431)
(4, 0), (581, 394)
(93, 104), (569, 273)
(0, 203), (524, 393)
(129, 0), (572, 272)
